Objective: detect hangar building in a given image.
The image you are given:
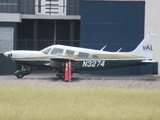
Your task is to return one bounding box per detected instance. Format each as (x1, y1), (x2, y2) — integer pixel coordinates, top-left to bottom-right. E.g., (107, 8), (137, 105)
(0, 0), (159, 75)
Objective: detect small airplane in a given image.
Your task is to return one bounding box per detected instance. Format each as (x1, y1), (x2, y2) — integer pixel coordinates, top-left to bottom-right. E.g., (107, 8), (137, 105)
(4, 34), (158, 80)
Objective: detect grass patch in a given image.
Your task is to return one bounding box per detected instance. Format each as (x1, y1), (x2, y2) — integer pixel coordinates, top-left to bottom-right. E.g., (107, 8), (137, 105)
(0, 86), (160, 120)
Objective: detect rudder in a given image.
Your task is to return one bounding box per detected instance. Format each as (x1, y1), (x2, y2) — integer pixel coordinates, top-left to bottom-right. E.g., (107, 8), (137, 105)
(129, 34), (158, 59)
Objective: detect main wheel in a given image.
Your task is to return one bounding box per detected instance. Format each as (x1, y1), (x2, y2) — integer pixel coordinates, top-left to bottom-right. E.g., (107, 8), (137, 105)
(16, 75), (24, 79)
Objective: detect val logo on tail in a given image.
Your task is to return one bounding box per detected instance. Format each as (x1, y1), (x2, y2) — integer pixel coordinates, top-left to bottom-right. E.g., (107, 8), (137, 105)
(4, 34), (158, 80)
(142, 43), (153, 51)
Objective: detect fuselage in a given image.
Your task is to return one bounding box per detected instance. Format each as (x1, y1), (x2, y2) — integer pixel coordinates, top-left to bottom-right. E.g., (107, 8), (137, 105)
(4, 44), (147, 70)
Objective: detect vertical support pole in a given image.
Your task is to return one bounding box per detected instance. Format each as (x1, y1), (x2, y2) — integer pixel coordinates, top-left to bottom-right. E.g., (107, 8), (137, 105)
(69, 20), (75, 46)
(49, 0), (51, 15)
(25, 39), (27, 50)
(54, 20), (57, 45)
(17, 0), (21, 13)
(38, 0), (41, 13)
(14, 23), (17, 50)
(33, 19), (38, 50)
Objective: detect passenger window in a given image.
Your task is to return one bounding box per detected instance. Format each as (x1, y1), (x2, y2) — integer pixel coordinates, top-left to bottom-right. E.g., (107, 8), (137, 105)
(78, 52), (89, 58)
(41, 47), (52, 54)
(51, 48), (63, 55)
(92, 55), (99, 59)
(65, 50), (75, 56)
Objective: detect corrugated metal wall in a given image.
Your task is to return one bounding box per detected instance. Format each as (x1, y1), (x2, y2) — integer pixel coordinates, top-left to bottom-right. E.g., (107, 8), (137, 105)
(0, 0), (18, 13)
(0, 22), (17, 74)
(81, 1), (145, 50)
(0, 0), (82, 15)
(0, 54), (16, 75)
(21, 0), (35, 14)
(80, 1), (157, 75)
(66, 0), (83, 15)
(0, 0), (35, 14)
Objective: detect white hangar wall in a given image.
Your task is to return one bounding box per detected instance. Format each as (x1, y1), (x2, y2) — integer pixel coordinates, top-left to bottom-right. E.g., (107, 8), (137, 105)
(145, 0), (160, 74)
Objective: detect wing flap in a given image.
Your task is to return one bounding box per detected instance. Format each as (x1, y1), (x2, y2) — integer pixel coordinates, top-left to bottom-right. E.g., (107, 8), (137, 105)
(49, 57), (78, 68)
(50, 57), (77, 62)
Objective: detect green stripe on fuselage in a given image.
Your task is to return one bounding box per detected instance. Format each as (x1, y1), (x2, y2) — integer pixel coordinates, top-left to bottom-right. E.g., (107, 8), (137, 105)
(15, 60), (50, 66)
(15, 59), (146, 71)
(77, 59), (144, 70)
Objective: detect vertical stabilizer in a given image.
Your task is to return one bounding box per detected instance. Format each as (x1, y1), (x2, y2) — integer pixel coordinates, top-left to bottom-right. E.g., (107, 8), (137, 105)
(129, 34), (158, 59)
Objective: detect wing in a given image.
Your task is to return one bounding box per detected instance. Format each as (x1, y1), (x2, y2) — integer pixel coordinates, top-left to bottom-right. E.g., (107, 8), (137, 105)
(50, 57), (77, 62)
(44, 57), (78, 68)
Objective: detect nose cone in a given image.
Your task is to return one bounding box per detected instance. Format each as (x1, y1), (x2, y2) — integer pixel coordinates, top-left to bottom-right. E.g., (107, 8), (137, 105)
(4, 51), (12, 57)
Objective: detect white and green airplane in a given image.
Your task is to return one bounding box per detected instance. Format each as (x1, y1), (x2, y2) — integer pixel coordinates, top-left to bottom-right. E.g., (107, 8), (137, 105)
(4, 34), (158, 78)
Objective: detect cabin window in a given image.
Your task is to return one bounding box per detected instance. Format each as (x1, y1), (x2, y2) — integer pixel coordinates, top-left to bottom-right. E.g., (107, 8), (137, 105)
(41, 47), (52, 54)
(78, 52), (89, 58)
(65, 50), (75, 56)
(50, 48), (63, 55)
(92, 55), (99, 59)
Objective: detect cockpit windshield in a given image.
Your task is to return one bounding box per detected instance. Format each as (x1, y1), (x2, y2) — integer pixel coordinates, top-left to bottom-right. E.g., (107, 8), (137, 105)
(41, 46), (52, 54)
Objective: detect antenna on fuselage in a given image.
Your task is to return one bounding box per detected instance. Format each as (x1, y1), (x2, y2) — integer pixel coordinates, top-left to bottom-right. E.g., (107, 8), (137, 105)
(117, 47), (122, 52)
(100, 45), (107, 51)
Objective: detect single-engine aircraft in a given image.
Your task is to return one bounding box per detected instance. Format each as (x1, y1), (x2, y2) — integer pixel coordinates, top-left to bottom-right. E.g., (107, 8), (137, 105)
(4, 34), (158, 79)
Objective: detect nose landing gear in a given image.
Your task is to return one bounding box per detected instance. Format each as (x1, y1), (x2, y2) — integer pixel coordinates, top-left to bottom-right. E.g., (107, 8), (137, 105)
(14, 66), (31, 79)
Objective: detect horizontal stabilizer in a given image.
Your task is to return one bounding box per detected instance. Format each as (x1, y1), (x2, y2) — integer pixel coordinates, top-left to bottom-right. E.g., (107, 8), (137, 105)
(44, 63), (50, 66)
(142, 60), (157, 63)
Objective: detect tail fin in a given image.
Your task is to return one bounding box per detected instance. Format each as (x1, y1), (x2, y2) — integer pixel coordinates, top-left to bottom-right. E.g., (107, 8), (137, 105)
(129, 34), (158, 59)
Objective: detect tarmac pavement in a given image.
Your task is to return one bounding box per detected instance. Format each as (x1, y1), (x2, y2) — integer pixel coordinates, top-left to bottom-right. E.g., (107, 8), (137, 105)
(0, 72), (160, 90)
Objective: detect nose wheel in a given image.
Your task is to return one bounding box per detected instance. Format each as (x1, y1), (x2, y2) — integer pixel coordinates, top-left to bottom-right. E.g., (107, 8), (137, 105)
(14, 66), (31, 79)
(16, 74), (24, 79)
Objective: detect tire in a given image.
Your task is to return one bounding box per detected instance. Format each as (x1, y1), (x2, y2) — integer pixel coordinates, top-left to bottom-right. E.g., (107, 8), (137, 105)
(17, 75), (24, 79)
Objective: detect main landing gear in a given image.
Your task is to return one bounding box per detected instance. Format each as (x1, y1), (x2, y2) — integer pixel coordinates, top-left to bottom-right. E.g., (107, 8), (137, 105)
(56, 60), (73, 82)
(14, 66), (31, 79)
(56, 70), (64, 79)
(14, 60), (73, 81)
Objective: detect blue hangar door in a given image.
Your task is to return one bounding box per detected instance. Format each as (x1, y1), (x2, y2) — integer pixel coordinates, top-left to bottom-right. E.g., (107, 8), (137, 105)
(80, 1), (157, 75)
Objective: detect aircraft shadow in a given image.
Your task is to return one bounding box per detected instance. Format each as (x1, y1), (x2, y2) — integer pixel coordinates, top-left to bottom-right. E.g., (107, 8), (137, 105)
(21, 75), (158, 82)
(22, 77), (81, 82)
